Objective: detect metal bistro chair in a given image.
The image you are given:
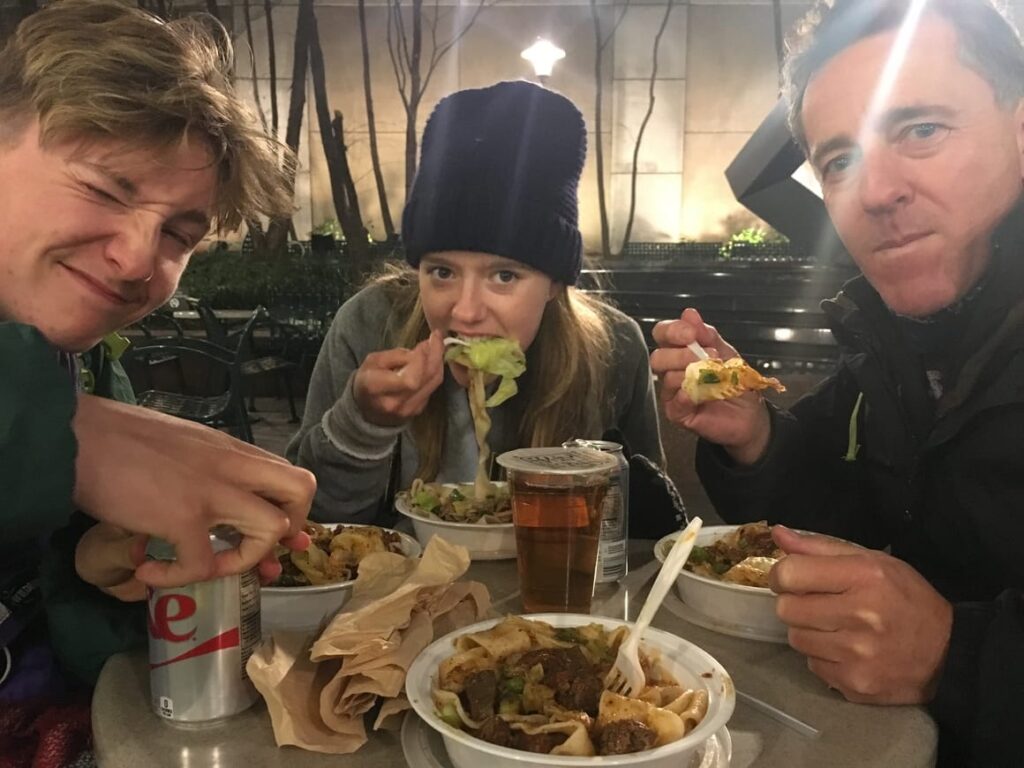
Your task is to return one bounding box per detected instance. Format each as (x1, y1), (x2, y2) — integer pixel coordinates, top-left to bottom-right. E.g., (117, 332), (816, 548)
(182, 298), (300, 423)
(123, 332), (256, 444)
(129, 308), (187, 388)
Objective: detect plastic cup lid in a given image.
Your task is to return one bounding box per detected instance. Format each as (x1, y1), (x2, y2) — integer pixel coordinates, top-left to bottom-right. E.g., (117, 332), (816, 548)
(562, 438), (623, 453)
(496, 446), (617, 475)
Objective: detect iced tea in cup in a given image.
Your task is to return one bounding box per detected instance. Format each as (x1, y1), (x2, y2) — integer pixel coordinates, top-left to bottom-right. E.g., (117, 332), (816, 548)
(496, 446), (617, 613)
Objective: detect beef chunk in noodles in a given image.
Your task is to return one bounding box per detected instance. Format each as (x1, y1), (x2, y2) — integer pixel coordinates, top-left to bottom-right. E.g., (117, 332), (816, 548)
(462, 669), (498, 721)
(511, 730), (568, 754)
(598, 720), (658, 755)
(556, 673), (604, 715)
(477, 715), (513, 748)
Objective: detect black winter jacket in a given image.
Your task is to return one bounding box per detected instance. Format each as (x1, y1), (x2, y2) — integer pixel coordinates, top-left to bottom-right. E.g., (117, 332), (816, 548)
(696, 222), (1024, 768)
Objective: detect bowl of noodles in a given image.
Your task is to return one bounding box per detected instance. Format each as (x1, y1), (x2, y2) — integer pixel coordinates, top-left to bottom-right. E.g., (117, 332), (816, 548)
(395, 480), (516, 560)
(654, 523), (786, 643)
(262, 522), (421, 632)
(406, 614), (734, 768)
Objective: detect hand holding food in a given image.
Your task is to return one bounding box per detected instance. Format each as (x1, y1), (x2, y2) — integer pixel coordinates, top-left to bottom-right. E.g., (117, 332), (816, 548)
(352, 330), (446, 427)
(72, 394), (316, 588)
(650, 308), (773, 465)
(444, 336), (526, 500)
(770, 525), (953, 705)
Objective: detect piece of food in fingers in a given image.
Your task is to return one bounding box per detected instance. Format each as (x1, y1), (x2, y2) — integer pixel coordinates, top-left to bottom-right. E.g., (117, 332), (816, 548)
(681, 356), (785, 404)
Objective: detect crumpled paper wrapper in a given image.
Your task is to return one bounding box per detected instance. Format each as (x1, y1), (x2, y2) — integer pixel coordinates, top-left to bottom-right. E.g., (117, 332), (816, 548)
(247, 536), (491, 753)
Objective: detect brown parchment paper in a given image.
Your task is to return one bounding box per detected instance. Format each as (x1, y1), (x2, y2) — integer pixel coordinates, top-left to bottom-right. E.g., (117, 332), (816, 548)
(247, 536), (491, 753)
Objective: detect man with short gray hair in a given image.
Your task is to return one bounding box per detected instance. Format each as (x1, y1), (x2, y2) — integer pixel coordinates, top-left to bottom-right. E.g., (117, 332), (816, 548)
(653, 1), (1024, 764)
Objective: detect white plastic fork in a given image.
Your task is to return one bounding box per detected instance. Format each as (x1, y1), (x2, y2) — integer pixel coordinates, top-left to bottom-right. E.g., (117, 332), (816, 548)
(688, 341), (710, 361)
(604, 516), (703, 697)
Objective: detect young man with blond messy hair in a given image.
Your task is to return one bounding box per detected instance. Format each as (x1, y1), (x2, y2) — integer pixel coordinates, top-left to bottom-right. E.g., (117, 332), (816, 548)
(0, 0), (314, 689)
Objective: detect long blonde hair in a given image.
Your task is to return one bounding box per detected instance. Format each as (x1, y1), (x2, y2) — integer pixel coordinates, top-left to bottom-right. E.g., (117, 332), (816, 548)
(374, 267), (614, 481)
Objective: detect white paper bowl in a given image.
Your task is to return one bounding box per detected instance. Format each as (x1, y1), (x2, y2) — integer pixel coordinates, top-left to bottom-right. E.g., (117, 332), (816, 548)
(655, 526), (786, 643)
(406, 613), (735, 768)
(261, 526), (421, 632)
(395, 482), (516, 560)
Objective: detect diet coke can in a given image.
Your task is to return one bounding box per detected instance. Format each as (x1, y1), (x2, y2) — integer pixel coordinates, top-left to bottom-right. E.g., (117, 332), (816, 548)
(562, 439), (629, 583)
(146, 526), (261, 725)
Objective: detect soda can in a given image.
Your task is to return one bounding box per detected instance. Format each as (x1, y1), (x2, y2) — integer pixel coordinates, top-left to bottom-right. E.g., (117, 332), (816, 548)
(146, 526), (261, 726)
(562, 439), (629, 583)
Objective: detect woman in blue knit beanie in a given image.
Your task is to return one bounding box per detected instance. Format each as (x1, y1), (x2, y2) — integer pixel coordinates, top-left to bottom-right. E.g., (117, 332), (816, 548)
(288, 81), (672, 532)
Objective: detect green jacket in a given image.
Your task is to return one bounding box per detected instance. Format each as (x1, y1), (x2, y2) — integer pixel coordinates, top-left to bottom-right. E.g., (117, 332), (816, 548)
(1, 321), (146, 686)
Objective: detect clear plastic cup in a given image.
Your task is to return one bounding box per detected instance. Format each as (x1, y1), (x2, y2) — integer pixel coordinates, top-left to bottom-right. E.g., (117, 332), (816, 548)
(496, 446), (616, 613)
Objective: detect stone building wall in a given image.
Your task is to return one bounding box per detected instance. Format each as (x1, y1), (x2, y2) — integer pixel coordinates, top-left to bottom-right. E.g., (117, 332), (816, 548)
(233, 1), (815, 249)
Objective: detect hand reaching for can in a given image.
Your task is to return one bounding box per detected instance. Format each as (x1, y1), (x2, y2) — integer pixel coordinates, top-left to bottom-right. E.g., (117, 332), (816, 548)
(71, 395), (316, 588)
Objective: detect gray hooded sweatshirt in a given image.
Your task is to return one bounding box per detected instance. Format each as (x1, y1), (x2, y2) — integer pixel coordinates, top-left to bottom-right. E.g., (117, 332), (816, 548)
(286, 283), (664, 523)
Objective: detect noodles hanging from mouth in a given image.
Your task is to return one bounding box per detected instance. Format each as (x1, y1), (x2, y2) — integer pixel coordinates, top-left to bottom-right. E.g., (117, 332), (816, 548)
(443, 336), (526, 500)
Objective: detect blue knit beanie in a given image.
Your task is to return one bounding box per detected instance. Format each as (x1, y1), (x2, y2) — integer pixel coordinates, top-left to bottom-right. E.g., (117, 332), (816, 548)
(402, 80), (586, 285)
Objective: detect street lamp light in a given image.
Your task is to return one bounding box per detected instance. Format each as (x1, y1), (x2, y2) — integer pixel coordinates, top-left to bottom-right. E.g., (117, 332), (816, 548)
(521, 38), (565, 84)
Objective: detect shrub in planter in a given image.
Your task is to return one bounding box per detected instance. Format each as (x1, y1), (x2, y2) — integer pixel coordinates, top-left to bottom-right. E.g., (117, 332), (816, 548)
(179, 241), (404, 320)
(718, 227), (790, 260)
(309, 219), (342, 255)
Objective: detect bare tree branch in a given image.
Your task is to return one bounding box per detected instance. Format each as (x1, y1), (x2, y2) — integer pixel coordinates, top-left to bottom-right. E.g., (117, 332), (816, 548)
(405, 0), (424, 194)
(333, 111), (364, 228)
(620, 0), (674, 253)
(394, 0), (414, 76)
(429, 0), (485, 68)
(266, 0), (313, 252)
(242, 0), (269, 134)
(421, 0), (488, 96)
(308, 2), (369, 257)
(264, 0), (279, 136)
(590, 0), (611, 259)
(359, 0), (396, 239)
(385, 2), (409, 109)
(283, 0), (312, 159)
(386, 0), (497, 193)
(601, 0), (631, 53)
(430, 0), (441, 62)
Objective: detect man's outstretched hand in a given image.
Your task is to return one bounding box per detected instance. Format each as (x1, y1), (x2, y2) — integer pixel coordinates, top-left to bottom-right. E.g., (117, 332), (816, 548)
(73, 395), (316, 588)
